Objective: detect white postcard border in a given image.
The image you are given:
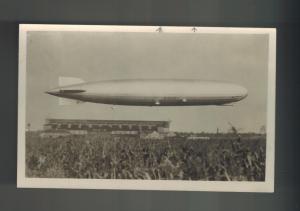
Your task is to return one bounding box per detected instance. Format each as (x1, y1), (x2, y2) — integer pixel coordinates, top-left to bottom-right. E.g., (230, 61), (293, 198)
(17, 24), (276, 192)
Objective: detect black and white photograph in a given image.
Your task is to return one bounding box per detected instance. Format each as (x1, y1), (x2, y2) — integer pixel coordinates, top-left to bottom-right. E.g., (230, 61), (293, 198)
(17, 24), (276, 192)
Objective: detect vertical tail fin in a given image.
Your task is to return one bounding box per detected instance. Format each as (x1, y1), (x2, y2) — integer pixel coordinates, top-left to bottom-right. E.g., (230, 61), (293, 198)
(58, 77), (85, 105)
(59, 76), (85, 86)
(59, 98), (77, 106)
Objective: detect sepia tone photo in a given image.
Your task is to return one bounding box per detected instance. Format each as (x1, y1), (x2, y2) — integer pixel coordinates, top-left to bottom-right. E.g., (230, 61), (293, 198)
(18, 24), (276, 192)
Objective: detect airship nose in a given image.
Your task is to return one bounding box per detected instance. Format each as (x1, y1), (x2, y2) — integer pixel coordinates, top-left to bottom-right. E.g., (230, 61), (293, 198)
(239, 86), (248, 99)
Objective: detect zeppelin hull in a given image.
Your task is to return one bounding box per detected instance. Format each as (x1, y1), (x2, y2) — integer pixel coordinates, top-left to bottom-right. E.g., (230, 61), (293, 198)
(46, 79), (248, 106)
(71, 95), (244, 106)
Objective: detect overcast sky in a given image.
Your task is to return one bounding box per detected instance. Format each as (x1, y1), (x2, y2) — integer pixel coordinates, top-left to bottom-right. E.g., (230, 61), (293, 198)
(25, 31), (269, 133)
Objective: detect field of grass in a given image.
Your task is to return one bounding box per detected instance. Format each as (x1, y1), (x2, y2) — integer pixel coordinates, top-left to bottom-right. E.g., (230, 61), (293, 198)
(26, 133), (266, 181)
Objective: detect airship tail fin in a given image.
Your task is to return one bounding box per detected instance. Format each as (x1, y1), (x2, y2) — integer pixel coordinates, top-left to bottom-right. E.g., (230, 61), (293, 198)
(59, 76), (85, 86)
(59, 97), (84, 106)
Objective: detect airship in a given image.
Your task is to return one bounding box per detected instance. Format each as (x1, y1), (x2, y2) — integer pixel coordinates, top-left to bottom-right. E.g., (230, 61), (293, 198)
(46, 77), (248, 106)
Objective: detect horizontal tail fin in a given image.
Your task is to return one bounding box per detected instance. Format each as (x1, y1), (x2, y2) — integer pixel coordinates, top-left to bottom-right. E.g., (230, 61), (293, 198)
(59, 76), (85, 86)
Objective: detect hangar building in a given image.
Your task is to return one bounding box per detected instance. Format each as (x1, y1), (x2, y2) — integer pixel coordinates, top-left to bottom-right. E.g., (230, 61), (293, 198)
(42, 118), (170, 137)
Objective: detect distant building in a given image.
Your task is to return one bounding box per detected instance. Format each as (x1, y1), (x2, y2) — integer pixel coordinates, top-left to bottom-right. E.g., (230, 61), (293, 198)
(42, 118), (170, 137)
(111, 131), (139, 136)
(40, 130), (71, 138)
(259, 125), (266, 134)
(187, 135), (210, 141)
(141, 131), (164, 140)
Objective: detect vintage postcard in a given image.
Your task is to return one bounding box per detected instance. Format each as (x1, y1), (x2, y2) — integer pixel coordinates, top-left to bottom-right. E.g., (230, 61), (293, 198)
(18, 24), (276, 192)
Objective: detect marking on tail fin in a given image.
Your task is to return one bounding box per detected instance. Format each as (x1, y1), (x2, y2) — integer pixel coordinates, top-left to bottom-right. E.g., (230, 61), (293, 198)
(59, 77), (85, 86)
